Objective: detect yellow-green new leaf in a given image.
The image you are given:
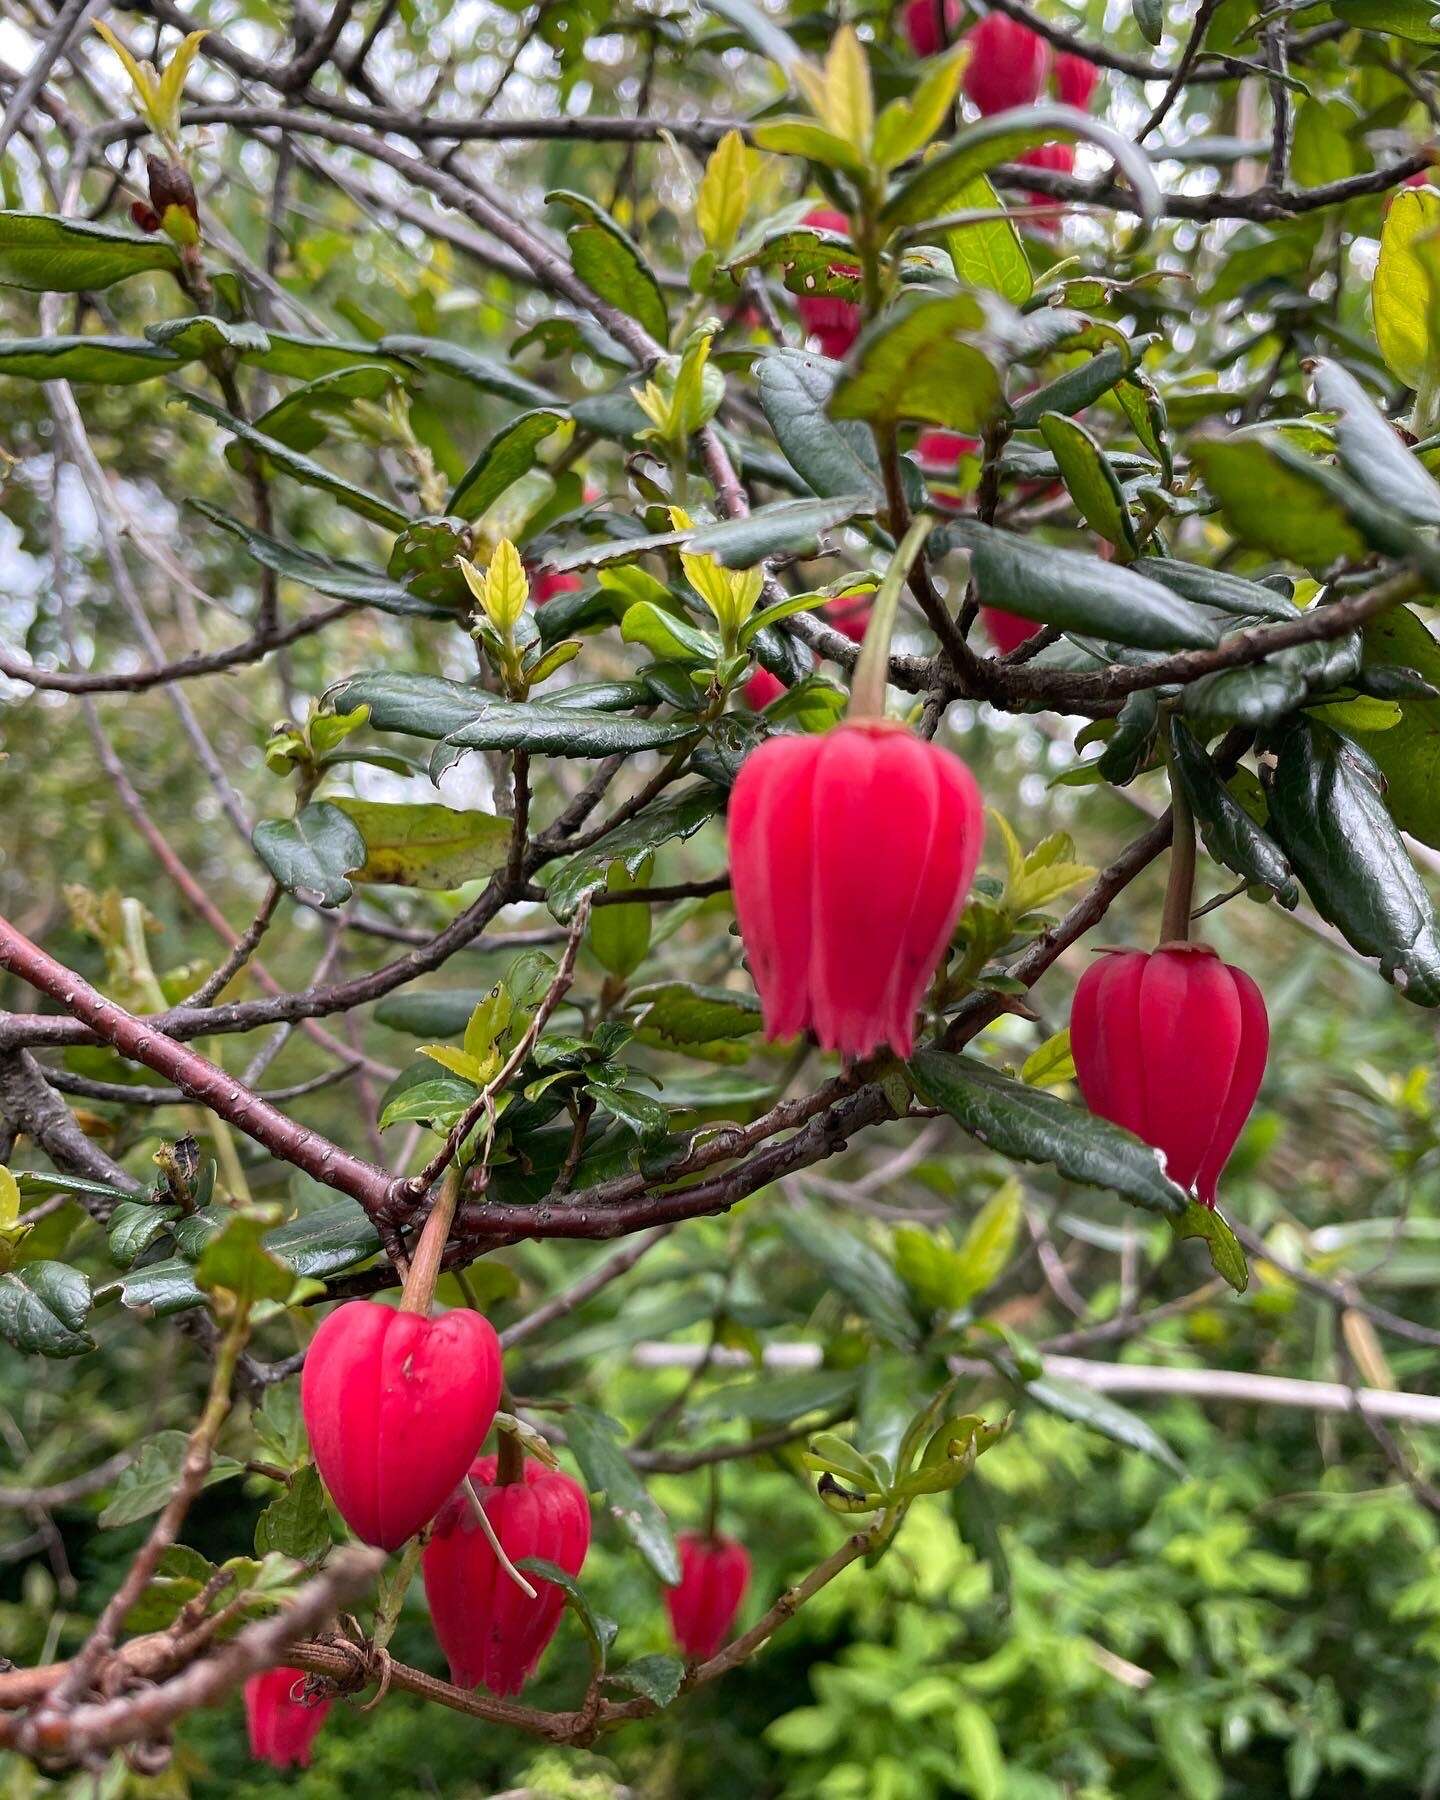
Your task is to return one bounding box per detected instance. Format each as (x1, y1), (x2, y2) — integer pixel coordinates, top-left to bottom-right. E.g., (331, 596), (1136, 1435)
(1373, 187), (1440, 394)
(698, 131), (752, 256)
(873, 52), (966, 170)
(821, 26), (874, 150)
(1020, 1028), (1076, 1088)
(484, 537), (529, 631)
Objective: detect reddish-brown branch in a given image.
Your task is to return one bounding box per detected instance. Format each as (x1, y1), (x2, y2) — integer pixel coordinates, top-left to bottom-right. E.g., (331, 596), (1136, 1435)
(0, 913), (393, 1216)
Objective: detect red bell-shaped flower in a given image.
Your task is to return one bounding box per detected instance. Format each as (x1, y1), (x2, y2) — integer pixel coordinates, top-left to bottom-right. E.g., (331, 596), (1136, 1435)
(962, 15), (1049, 115)
(729, 722), (984, 1059)
(743, 667), (786, 710)
(902, 0), (962, 57)
(301, 1301), (503, 1551)
(1071, 943), (1268, 1208)
(666, 1532), (751, 1661)
(1052, 50), (1099, 109)
(422, 1455), (591, 1696)
(244, 1668), (331, 1769)
(980, 606), (1041, 655)
(796, 208), (861, 360)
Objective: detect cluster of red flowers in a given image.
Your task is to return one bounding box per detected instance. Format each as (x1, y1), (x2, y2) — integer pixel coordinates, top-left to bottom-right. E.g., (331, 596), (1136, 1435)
(245, 1301), (753, 1764)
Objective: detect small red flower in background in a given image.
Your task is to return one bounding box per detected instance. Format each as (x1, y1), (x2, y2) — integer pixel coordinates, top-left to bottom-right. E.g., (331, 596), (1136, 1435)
(244, 1668), (331, 1769)
(822, 591), (873, 642)
(914, 429), (979, 511)
(980, 607), (1042, 655)
(531, 566), (583, 605)
(666, 1533), (752, 1661)
(902, 0), (963, 57)
(1071, 943), (1269, 1208)
(743, 667), (786, 709)
(1052, 50), (1099, 109)
(422, 1455), (591, 1696)
(796, 207), (861, 360)
(300, 1301), (502, 1551)
(962, 15), (1049, 116)
(728, 722), (984, 1060)
(1018, 142), (1075, 230)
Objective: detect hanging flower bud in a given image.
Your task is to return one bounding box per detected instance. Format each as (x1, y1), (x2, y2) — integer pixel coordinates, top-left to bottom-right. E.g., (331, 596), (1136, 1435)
(1071, 944), (1268, 1208)
(729, 723), (984, 1059)
(422, 1455), (591, 1696)
(1018, 142), (1075, 230)
(144, 154), (201, 248)
(1052, 50), (1099, 109)
(962, 15), (1050, 115)
(795, 208), (861, 361)
(980, 607), (1042, 655)
(743, 667), (786, 709)
(301, 1301), (503, 1551)
(666, 1533), (752, 1661)
(244, 1668), (331, 1769)
(902, 0), (963, 57)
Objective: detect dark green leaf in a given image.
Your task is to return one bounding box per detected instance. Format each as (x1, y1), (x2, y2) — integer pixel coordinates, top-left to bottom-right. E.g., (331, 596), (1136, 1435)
(953, 521), (1221, 650)
(0, 336), (181, 382)
(254, 1464), (333, 1563)
(0, 211), (180, 290)
(1023, 1372), (1184, 1474)
(449, 408), (570, 519)
(1181, 631), (1362, 733)
(253, 802), (367, 909)
(756, 351), (885, 500)
(183, 394), (408, 531)
(144, 315), (271, 359)
(0, 1261), (93, 1357)
(378, 334), (558, 407)
(107, 1200), (180, 1269)
(1142, 557), (1297, 624)
(514, 1555), (616, 1671)
(909, 1050), (1189, 1216)
(1010, 346), (1140, 430)
(780, 1205), (920, 1348)
(630, 981), (760, 1046)
(1310, 356), (1440, 525)
(191, 503), (450, 618)
(607, 1653), (685, 1706)
(1169, 720), (1298, 906)
(544, 789), (721, 920)
(243, 364), (398, 454)
(550, 192), (668, 344)
(686, 1367), (858, 1426)
(1190, 437), (1368, 571)
(1039, 411), (1137, 553)
(564, 1404), (681, 1584)
(376, 987), (507, 1036)
(99, 1430), (244, 1529)
(1267, 717), (1440, 1004)
(686, 494), (878, 567)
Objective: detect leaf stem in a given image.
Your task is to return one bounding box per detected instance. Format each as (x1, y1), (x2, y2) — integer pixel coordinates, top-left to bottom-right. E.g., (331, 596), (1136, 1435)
(848, 512), (936, 722)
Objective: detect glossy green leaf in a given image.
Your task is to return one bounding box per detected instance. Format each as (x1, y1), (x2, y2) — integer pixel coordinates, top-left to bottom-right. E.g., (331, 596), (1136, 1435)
(1310, 356), (1440, 525)
(953, 521), (1220, 649)
(1266, 717), (1440, 1004)
(0, 211), (180, 290)
(564, 1404), (681, 1584)
(1169, 720), (1298, 906)
(909, 1050), (1189, 1216)
(253, 802), (367, 909)
(945, 174), (1032, 306)
(543, 788), (721, 920)
(1039, 412), (1137, 553)
(191, 504), (449, 618)
(686, 494), (878, 567)
(831, 293), (1006, 434)
(99, 1430), (244, 1528)
(0, 1261), (94, 1357)
(781, 1205), (921, 1348)
(184, 394), (408, 530)
(0, 336), (182, 382)
(1172, 1200), (1249, 1295)
(254, 1464), (333, 1563)
(1343, 605), (1440, 847)
(448, 408), (570, 519)
(550, 192), (668, 344)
